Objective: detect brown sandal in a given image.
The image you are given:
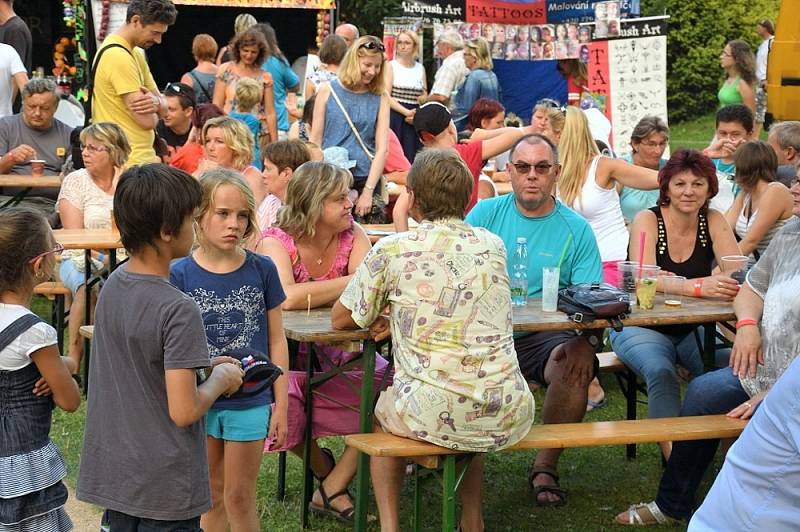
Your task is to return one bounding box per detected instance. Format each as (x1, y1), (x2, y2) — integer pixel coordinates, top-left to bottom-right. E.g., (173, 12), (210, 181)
(528, 466), (567, 507)
(309, 484), (354, 523)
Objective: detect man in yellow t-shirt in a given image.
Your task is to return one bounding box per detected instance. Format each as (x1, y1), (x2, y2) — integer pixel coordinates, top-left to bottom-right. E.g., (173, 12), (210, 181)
(92, 0), (176, 165)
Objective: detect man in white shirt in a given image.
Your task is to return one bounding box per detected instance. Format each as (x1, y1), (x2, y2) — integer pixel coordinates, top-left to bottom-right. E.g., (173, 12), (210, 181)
(754, 19), (774, 138)
(425, 30), (469, 108)
(0, 42), (26, 118)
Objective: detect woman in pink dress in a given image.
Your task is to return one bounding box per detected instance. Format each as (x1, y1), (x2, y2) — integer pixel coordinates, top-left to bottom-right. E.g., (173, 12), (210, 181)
(259, 160), (389, 522)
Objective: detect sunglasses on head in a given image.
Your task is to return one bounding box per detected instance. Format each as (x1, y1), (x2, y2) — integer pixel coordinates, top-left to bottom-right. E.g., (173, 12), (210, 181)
(164, 82), (191, 97)
(359, 40), (386, 53)
(536, 98), (562, 109)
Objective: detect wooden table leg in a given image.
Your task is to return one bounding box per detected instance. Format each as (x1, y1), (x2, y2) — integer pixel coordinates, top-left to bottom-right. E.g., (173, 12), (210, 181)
(354, 340), (376, 532)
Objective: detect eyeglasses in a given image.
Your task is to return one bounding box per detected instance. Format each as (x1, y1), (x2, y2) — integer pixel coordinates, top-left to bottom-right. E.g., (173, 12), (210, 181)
(536, 98), (562, 109)
(511, 161), (557, 176)
(720, 51), (732, 57)
(81, 144), (109, 153)
(28, 242), (64, 263)
(359, 40), (386, 53)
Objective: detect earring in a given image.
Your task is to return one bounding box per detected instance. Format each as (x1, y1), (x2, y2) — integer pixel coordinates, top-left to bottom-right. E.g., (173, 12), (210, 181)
(35, 270), (46, 280)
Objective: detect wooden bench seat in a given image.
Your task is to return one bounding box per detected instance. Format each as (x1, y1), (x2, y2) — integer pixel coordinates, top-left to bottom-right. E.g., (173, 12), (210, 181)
(33, 281), (70, 297)
(33, 282), (70, 353)
(597, 351), (626, 373)
(346, 415), (747, 531)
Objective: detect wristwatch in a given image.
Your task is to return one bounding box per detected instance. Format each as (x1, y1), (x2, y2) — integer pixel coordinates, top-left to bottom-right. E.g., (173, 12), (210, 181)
(576, 329), (602, 348)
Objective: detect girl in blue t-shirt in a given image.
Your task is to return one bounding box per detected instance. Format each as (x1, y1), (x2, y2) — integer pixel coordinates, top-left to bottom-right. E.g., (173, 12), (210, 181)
(170, 168), (288, 531)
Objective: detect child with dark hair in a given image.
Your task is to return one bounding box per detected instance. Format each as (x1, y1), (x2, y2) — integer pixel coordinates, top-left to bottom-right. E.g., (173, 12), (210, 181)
(0, 207), (80, 532)
(77, 164), (245, 531)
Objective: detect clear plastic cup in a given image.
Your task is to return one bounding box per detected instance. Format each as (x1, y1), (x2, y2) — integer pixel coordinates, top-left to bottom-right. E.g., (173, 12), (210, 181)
(636, 265), (661, 310)
(663, 275), (686, 307)
(720, 255), (749, 284)
(617, 261), (639, 303)
(541, 266), (560, 312)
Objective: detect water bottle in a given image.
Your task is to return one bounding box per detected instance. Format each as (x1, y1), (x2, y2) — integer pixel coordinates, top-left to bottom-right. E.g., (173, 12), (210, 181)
(510, 237), (528, 306)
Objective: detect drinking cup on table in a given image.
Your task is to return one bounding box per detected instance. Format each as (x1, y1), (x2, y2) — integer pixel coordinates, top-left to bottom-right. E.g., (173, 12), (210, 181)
(635, 265), (661, 310)
(720, 255), (749, 284)
(663, 275), (686, 307)
(617, 260), (639, 304)
(30, 160), (45, 177)
(541, 266), (560, 312)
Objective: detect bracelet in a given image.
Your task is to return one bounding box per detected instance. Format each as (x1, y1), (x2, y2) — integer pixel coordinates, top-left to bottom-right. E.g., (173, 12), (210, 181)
(736, 318), (758, 329)
(694, 280), (703, 298)
(363, 184), (375, 191)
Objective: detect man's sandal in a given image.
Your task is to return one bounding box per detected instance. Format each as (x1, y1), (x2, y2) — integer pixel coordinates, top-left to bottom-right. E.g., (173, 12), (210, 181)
(528, 466), (567, 507)
(308, 484), (355, 523)
(616, 501), (679, 526)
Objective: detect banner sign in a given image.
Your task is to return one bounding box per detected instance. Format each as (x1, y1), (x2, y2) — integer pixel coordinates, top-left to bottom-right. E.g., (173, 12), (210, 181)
(545, 0), (631, 23)
(465, 0), (546, 24)
(171, 0), (335, 7)
(401, 0), (465, 23)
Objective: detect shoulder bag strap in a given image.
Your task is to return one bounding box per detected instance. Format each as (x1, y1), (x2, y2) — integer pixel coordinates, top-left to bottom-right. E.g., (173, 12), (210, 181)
(85, 43), (133, 127)
(189, 71), (213, 102)
(328, 83), (374, 161)
(0, 314), (44, 353)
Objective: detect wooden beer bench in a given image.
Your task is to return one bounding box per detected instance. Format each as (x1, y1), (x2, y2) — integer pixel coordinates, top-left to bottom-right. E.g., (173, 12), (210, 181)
(34, 281), (71, 354)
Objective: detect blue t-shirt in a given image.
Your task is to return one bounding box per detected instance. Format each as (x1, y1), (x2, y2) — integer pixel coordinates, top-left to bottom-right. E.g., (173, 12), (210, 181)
(170, 251), (285, 409)
(229, 111), (262, 170)
(618, 153), (666, 223)
(262, 55), (300, 132)
(466, 194), (603, 299)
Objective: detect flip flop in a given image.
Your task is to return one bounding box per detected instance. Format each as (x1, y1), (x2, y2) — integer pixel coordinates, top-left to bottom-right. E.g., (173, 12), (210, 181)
(615, 501), (680, 526)
(528, 466), (567, 507)
(586, 397), (608, 412)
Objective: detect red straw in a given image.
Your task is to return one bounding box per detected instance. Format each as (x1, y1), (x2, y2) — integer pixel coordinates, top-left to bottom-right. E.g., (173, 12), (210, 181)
(638, 231), (646, 277)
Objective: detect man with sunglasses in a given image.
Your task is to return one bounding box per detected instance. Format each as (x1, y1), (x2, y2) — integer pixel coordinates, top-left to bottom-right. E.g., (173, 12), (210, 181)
(157, 82), (195, 162)
(466, 133), (603, 508)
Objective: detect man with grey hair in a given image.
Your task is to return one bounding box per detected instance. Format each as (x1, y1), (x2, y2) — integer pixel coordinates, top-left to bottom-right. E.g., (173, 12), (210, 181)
(425, 30), (469, 107)
(768, 121), (800, 187)
(0, 78), (72, 178)
(334, 23), (359, 47)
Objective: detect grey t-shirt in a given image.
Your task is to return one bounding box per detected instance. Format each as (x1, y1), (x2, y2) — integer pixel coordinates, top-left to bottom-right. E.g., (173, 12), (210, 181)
(0, 16), (32, 73)
(0, 114), (72, 175)
(77, 266), (213, 520)
(776, 165), (796, 188)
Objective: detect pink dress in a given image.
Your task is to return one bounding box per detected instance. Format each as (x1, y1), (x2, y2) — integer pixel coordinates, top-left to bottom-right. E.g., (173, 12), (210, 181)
(262, 226), (390, 452)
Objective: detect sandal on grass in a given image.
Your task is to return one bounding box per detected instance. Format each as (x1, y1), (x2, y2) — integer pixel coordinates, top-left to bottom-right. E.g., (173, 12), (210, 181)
(313, 447), (336, 483)
(528, 466), (567, 507)
(309, 484), (354, 523)
(586, 396), (608, 412)
(615, 501), (679, 526)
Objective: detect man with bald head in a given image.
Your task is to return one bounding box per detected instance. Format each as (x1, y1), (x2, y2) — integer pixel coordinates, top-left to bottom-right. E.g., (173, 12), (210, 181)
(335, 23), (359, 47)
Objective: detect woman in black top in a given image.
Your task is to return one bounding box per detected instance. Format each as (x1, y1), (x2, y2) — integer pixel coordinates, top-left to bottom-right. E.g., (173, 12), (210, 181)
(610, 149), (741, 460)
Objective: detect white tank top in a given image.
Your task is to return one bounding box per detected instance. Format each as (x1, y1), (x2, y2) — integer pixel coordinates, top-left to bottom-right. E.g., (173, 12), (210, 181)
(569, 155), (629, 262)
(734, 183), (789, 257)
(390, 60), (425, 105)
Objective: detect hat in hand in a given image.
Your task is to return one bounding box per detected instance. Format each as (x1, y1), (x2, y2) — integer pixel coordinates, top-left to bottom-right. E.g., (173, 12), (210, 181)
(225, 348), (283, 399)
(413, 102), (452, 142)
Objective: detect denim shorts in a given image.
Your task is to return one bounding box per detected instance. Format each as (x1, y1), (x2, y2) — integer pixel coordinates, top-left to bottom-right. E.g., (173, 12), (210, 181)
(206, 404), (271, 442)
(58, 258), (85, 295)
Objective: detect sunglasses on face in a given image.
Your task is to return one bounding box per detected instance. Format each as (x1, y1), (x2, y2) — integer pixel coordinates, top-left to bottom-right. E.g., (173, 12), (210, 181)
(359, 40), (386, 52)
(28, 242), (64, 264)
(511, 161), (556, 176)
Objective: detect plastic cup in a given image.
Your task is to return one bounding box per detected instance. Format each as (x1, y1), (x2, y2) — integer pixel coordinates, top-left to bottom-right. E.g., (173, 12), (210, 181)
(720, 255), (749, 284)
(541, 266), (560, 312)
(636, 265), (661, 310)
(30, 160), (45, 177)
(617, 261), (639, 304)
(663, 275), (686, 307)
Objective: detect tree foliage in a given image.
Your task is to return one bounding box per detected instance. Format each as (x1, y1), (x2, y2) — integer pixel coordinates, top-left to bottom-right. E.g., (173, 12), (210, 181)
(641, 0), (781, 122)
(337, 0), (404, 38)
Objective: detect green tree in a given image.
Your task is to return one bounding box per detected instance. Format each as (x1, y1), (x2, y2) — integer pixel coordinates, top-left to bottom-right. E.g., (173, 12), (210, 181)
(641, 0), (780, 122)
(337, 0), (404, 37)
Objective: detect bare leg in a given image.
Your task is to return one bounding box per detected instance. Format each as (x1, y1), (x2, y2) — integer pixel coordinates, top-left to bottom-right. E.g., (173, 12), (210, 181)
(458, 456), (485, 532)
(222, 439), (264, 532)
(532, 342), (591, 504)
(659, 441), (672, 461)
(66, 285), (85, 371)
(201, 437), (227, 532)
(587, 377), (605, 410)
(371, 454), (406, 532)
(289, 441), (357, 514)
(289, 440), (334, 480)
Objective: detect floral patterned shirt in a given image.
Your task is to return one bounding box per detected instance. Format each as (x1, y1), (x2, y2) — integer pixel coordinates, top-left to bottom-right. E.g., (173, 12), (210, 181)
(339, 218), (534, 451)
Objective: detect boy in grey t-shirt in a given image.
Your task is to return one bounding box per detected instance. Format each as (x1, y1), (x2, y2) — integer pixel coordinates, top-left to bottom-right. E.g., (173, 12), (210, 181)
(77, 164), (244, 530)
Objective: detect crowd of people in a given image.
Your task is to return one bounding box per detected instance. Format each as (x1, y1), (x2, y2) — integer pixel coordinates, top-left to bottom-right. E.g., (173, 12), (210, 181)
(1, 0), (800, 531)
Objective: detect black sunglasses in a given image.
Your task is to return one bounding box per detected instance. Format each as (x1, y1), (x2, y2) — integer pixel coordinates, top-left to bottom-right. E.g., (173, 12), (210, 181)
(164, 82), (192, 97)
(510, 161), (557, 176)
(360, 40), (386, 53)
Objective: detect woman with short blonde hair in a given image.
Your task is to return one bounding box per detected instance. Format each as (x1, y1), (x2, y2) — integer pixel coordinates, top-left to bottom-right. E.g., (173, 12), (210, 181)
(453, 37), (500, 131)
(311, 36), (390, 222)
(259, 160), (387, 522)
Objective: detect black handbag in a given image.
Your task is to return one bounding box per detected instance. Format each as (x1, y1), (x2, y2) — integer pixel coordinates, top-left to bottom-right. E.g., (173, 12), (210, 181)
(557, 283), (631, 331)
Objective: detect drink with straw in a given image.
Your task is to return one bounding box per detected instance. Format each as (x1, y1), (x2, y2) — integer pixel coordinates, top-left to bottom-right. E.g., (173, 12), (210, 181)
(541, 234), (572, 312)
(636, 265), (661, 310)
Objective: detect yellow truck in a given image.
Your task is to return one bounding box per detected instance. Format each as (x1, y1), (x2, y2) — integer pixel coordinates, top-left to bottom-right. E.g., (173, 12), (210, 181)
(767, 1), (800, 120)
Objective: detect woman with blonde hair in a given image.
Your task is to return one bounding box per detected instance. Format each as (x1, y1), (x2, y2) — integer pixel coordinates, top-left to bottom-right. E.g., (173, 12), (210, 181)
(213, 28), (278, 145)
(718, 39), (756, 115)
(259, 161), (387, 522)
(57, 122), (131, 373)
(453, 37), (500, 131)
(387, 29), (427, 161)
(311, 35), (390, 222)
(196, 116), (266, 206)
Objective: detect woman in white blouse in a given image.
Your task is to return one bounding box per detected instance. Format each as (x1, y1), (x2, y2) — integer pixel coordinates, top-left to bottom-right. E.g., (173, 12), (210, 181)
(387, 30), (427, 162)
(57, 123), (129, 373)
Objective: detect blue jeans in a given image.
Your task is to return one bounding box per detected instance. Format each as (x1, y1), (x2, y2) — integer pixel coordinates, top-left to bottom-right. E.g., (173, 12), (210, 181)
(611, 326), (705, 419)
(655, 367), (749, 520)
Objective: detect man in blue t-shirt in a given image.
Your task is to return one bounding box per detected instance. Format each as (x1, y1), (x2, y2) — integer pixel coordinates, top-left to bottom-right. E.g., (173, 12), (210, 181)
(466, 133), (603, 508)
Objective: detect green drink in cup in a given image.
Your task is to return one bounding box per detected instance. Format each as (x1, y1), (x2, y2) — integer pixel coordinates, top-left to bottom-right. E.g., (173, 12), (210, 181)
(636, 265), (661, 310)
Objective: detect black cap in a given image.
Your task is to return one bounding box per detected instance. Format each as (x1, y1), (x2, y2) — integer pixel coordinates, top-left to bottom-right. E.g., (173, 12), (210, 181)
(225, 347), (283, 399)
(413, 102), (452, 141)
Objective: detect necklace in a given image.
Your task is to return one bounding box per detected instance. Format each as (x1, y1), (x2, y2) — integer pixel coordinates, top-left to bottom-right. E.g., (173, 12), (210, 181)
(313, 234), (337, 265)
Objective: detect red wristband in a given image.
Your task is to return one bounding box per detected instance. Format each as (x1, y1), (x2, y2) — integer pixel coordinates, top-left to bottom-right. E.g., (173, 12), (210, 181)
(736, 319), (758, 329)
(694, 280), (703, 298)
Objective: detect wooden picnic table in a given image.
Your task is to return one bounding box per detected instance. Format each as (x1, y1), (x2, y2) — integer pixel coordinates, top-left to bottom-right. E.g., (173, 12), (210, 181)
(0, 174), (62, 208)
(282, 295), (735, 531)
(361, 223), (396, 243)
